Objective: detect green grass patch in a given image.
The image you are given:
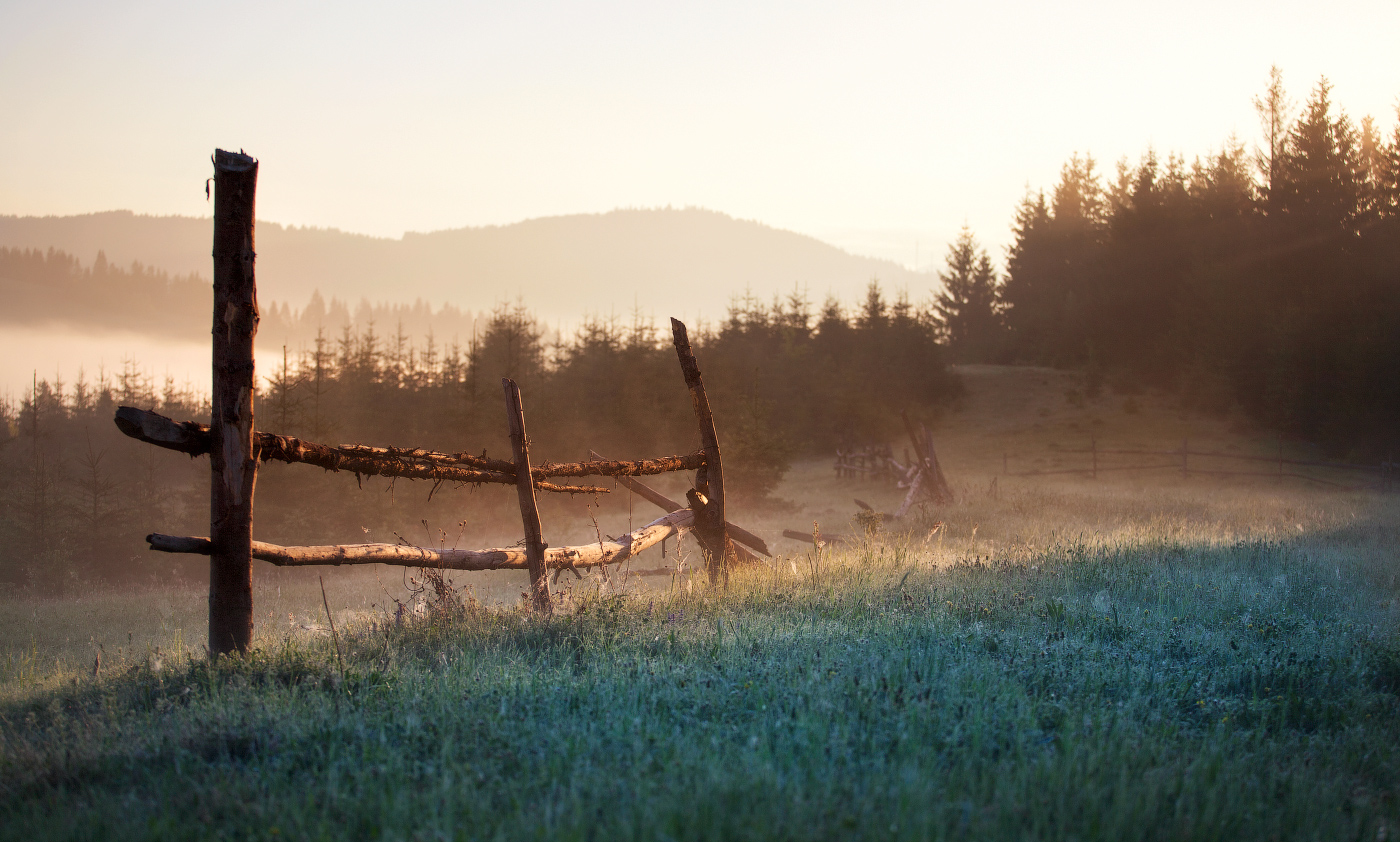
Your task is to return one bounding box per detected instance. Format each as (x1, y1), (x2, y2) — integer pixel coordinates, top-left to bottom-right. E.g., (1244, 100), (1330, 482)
(2, 536), (1398, 840)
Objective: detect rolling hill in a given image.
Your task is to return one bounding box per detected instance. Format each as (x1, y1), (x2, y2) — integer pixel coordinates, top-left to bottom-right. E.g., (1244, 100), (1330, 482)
(0, 208), (936, 326)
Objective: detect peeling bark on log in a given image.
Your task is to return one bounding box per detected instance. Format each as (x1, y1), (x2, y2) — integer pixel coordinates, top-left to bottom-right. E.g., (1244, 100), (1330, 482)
(670, 319), (734, 582)
(589, 449), (771, 558)
(503, 378), (551, 614)
(209, 148), (259, 656)
(147, 510), (693, 571)
(114, 407), (610, 495)
(535, 452), (704, 479)
(116, 405), (699, 490)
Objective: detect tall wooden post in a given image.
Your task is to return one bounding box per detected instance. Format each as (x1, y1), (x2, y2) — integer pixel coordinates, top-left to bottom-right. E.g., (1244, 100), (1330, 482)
(503, 378), (551, 614)
(670, 319), (733, 583)
(209, 149), (259, 655)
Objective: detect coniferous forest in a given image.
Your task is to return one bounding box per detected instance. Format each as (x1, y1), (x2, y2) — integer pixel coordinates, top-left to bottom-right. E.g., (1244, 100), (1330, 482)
(948, 73), (1400, 449)
(1, 70), (1397, 587)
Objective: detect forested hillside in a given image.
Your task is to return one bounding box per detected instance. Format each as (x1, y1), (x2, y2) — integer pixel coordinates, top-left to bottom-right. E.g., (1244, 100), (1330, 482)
(0, 246), (486, 347)
(0, 284), (954, 587)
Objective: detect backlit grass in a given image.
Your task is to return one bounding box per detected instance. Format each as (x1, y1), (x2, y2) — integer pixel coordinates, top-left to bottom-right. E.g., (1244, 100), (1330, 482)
(2, 511), (1398, 840)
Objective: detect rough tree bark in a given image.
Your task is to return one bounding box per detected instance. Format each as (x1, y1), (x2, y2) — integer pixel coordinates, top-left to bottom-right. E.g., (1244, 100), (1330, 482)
(209, 149), (259, 656)
(113, 407), (611, 493)
(503, 378), (551, 614)
(114, 406), (697, 492)
(670, 319), (734, 582)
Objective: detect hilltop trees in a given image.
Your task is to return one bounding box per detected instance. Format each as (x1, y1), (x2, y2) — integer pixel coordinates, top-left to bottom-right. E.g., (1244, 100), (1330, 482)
(992, 70), (1400, 452)
(932, 227), (1003, 362)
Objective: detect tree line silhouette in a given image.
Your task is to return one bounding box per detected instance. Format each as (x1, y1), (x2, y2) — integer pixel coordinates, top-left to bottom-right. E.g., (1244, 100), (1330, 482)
(936, 71), (1400, 453)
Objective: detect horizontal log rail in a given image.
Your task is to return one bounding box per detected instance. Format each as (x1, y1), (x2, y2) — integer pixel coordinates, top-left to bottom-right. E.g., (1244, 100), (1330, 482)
(333, 442), (706, 480)
(116, 406), (707, 493)
(148, 509), (693, 571)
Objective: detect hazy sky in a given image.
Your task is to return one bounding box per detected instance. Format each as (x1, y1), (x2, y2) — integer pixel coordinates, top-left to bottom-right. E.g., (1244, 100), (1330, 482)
(2, 0), (1398, 269)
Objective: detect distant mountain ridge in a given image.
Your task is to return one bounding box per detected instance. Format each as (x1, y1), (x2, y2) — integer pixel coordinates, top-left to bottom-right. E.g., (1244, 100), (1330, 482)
(0, 208), (936, 325)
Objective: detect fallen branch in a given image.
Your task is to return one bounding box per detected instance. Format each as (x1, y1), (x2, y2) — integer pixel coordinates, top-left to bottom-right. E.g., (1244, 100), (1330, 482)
(148, 509), (694, 571)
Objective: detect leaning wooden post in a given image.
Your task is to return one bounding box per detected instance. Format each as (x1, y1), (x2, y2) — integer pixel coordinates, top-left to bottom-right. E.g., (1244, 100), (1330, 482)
(209, 149), (259, 655)
(901, 409), (931, 475)
(670, 318), (734, 583)
(503, 378), (552, 614)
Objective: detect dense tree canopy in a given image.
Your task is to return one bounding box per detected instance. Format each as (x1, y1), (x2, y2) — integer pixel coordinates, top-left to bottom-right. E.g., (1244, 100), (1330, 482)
(994, 72), (1400, 453)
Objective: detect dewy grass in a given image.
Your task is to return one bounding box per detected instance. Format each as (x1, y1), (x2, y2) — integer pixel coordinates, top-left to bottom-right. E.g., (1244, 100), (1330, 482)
(1, 522), (1397, 841)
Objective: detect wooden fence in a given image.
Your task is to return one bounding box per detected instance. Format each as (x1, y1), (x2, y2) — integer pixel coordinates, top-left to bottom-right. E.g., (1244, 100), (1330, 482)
(1004, 437), (1396, 492)
(116, 149), (769, 655)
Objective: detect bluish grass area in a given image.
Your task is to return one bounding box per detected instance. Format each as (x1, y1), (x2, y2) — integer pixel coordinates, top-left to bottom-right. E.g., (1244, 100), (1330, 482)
(2, 535), (1398, 841)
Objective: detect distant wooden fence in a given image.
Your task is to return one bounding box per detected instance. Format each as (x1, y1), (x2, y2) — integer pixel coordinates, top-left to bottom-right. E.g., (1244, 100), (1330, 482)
(834, 445), (901, 482)
(1004, 437), (1396, 492)
(115, 149), (769, 655)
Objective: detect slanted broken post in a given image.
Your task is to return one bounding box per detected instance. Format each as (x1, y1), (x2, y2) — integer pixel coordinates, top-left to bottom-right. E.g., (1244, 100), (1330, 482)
(921, 425), (955, 503)
(503, 378), (552, 614)
(589, 449), (770, 559)
(670, 318), (734, 583)
(902, 409), (931, 475)
(209, 148), (259, 656)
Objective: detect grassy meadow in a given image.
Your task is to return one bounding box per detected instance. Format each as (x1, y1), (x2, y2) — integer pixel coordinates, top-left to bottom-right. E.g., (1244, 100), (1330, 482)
(1, 366), (1398, 840)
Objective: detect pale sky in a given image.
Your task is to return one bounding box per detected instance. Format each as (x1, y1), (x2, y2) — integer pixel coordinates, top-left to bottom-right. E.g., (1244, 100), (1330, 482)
(2, 0), (1398, 270)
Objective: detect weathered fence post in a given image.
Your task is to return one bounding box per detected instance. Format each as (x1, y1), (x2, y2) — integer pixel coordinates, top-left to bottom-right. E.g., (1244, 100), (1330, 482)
(670, 318), (734, 583)
(503, 378), (552, 614)
(209, 149), (259, 655)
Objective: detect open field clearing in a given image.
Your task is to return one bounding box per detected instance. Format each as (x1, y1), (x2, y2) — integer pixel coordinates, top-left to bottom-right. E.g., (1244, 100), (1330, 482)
(2, 366), (1398, 840)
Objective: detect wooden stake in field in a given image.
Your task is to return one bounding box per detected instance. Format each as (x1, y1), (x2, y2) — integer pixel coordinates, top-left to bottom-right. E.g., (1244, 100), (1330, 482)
(670, 318), (735, 583)
(503, 378), (552, 614)
(208, 149), (259, 655)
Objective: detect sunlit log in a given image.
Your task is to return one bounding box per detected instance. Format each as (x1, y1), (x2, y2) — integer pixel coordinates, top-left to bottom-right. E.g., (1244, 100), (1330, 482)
(147, 509), (693, 571)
